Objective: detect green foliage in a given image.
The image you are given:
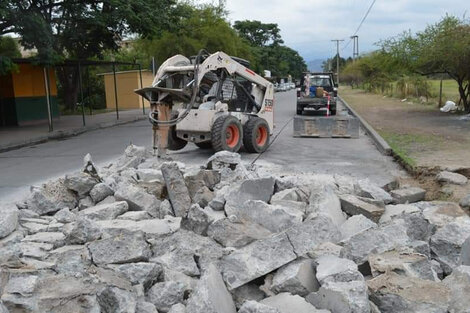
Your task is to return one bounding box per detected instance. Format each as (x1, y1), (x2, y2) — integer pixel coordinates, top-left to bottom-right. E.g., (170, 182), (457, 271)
(135, 5), (253, 68)
(381, 15), (470, 111)
(232, 19), (306, 79)
(0, 36), (20, 75)
(233, 20), (283, 46)
(322, 54), (347, 73)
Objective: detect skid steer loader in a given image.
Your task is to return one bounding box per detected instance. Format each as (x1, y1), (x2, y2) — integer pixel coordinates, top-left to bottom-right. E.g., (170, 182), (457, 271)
(135, 50), (274, 157)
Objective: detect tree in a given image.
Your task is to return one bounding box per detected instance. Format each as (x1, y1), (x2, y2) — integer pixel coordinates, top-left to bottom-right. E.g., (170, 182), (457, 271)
(0, 36), (21, 75)
(134, 4), (254, 68)
(232, 20), (306, 79)
(1, 0), (175, 110)
(233, 20), (283, 46)
(382, 16), (470, 111)
(322, 54), (347, 73)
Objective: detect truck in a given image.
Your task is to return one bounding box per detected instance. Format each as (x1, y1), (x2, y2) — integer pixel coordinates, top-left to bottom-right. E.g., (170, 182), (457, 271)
(296, 72), (338, 115)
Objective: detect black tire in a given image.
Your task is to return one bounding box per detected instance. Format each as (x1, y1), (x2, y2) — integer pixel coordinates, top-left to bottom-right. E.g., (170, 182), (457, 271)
(167, 111), (187, 151)
(330, 109), (337, 116)
(211, 115), (243, 152)
(297, 108), (303, 115)
(195, 141), (212, 149)
(243, 117), (270, 153)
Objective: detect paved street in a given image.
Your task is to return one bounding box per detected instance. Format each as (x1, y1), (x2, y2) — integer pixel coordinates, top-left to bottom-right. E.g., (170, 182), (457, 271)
(0, 90), (404, 203)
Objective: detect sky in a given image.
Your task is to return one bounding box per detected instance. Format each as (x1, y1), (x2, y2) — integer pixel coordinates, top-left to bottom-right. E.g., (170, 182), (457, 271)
(202, 0), (469, 62)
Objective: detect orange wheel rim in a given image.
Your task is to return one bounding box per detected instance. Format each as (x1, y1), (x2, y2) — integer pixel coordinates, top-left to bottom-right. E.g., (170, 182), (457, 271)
(256, 125), (268, 146)
(226, 124), (239, 148)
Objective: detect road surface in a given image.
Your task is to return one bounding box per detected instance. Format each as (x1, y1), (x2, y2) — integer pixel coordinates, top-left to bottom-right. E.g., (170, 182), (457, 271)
(0, 90), (404, 203)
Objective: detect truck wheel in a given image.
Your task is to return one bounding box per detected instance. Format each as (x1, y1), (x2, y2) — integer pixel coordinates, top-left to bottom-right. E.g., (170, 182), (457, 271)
(243, 117), (270, 153)
(167, 111), (187, 151)
(195, 141), (212, 149)
(211, 115), (243, 152)
(296, 108), (303, 115)
(330, 109), (337, 116)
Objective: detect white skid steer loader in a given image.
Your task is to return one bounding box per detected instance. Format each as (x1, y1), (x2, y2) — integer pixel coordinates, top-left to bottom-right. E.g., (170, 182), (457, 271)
(135, 50), (274, 157)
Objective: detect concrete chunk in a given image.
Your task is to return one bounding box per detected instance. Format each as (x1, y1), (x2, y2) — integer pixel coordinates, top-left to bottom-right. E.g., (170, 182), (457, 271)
(417, 201), (470, 228)
(63, 216), (102, 244)
(87, 230), (151, 265)
(25, 181), (77, 215)
(286, 215), (341, 256)
(181, 204), (213, 235)
(115, 184), (160, 217)
(354, 179), (393, 204)
(161, 162), (192, 217)
(97, 286), (136, 313)
(430, 220), (470, 274)
(108, 262), (162, 289)
(341, 219), (411, 264)
(391, 187), (426, 204)
(186, 264), (236, 313)
(443, 265), (470, 313)
(227, 200), (303, 234)
(220, 233), (297, 290)
(339, 194), (384, 223)
(260, 293), (328, 313)
(315, 255), (363, 284)
(340, 215), (377, 242)
(0, 205), (18, 239)
(307, 280), (370, 313)
(89, 182), (114, 203)
(271, 259), (319, 296)
(225, 177), (275, 209)
(78, 201), (128, 220)
(147, 281), (187, 313)
(368, 272), (450, 313)
(22, 232), (65, 248)
(239, 301), (281, 313)
(64, 172), (99, 196)
(369, 250), (441, 281)
(308, 184), (346, 227)
(207, 218), (272, 248)
(436, 171), (468, 185)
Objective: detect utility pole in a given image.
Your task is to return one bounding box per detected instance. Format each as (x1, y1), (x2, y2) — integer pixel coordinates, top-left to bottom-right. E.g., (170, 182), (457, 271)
(331, 39), (344, 85)
(350, 36), (359, 61)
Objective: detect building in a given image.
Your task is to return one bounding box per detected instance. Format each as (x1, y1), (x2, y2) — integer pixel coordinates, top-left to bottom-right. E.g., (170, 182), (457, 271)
(100, 70), (153, 110)
(0, 61), (58, 126)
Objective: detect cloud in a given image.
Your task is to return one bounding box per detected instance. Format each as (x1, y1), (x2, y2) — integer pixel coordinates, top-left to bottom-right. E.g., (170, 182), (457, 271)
(200, 0), (468, 61)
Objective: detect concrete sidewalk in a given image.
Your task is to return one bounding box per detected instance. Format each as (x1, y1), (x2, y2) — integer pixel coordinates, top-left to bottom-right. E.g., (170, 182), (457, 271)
(0, 109), (148, 152)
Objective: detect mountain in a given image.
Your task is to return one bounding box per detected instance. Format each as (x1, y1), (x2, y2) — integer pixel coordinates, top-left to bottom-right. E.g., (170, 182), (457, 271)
(307, 59), (325, 72)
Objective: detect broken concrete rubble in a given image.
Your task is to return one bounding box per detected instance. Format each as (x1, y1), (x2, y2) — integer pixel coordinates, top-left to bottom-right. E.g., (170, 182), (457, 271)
(161, 162), (192, 218)
(185, 264), (237, 313)
(2, 146), (469, 313)
(436, 171), (468, 185)
(390, 186), (426, 204)
(0, 204), (18, 239)
(271, 258), (319, 296)
(339, 194), (384, 223)
(367, 272), (450, 313)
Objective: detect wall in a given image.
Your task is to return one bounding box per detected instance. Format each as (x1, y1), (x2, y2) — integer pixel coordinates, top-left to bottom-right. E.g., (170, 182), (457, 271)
(103, 70), (153, 110)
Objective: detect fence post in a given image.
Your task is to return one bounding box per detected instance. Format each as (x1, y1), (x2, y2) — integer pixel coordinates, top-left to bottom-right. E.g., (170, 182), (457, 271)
(43, 67), (53, 132)
(138, 63), (145, 115)
(78, 62), (86, 126)
(113, 62), (119, 120)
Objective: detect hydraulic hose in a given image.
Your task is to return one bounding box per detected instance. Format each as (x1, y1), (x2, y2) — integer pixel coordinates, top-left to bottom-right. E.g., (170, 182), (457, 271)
(148, 49), (210, 126)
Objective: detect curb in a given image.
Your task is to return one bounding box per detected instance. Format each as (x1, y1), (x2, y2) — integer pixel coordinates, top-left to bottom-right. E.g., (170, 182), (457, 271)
(339, 96), (392, 156)
(0, 115), (147, 153)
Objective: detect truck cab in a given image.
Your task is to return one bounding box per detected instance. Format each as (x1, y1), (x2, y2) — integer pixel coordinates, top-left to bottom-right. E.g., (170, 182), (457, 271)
(296, 72), (338, 115)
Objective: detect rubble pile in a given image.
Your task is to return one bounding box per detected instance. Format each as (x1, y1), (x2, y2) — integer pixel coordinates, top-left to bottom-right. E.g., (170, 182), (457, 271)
(1, 144), (469, 313)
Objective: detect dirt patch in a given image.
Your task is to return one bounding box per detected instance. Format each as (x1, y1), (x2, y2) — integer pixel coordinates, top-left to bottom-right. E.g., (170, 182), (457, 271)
(341, 87), (470, 202)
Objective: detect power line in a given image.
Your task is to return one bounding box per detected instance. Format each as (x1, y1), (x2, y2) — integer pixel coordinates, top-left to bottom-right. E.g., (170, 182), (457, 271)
(342, 0), (378, 51)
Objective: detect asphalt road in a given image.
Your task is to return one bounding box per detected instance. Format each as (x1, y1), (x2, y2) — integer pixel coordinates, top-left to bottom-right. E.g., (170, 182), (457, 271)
(0, 90), (404, 203)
